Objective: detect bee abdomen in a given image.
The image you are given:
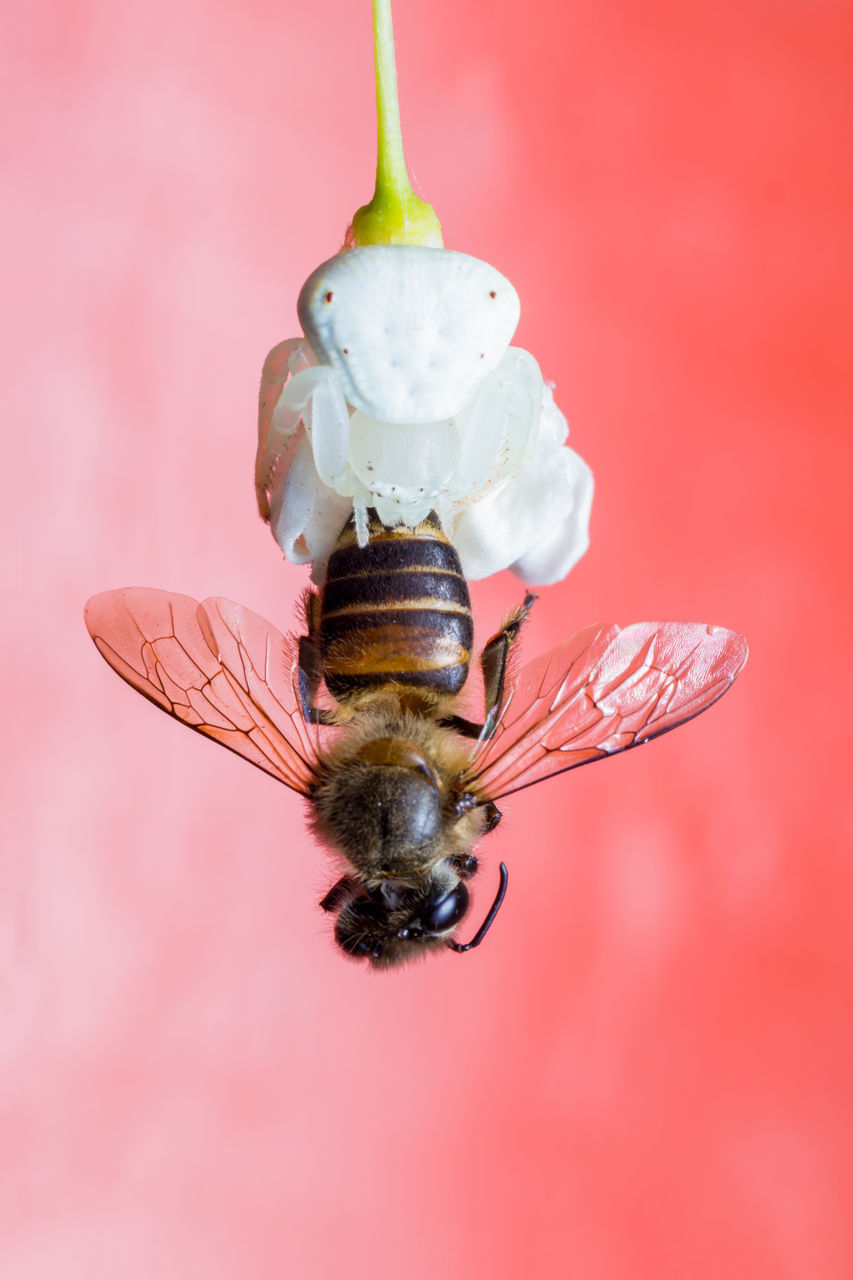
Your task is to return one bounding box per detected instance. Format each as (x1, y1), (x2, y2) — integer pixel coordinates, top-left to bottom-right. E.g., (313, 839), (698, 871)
(320, 515), (473, 699)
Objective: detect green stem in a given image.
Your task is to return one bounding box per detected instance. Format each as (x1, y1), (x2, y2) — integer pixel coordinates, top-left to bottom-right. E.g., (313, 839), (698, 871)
(373, 0), (406, 196)
(350, 0), (443, 247)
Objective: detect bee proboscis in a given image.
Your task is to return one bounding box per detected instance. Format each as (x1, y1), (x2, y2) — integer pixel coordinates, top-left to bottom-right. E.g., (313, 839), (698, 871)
(85, 513), (747, 968)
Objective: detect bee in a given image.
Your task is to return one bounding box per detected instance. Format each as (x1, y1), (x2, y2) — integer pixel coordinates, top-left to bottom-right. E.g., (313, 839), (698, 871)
(85, 511), (747, 968)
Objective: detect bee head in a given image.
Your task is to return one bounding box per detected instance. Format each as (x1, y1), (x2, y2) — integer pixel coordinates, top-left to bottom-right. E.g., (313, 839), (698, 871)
(323, 860), (508, 969)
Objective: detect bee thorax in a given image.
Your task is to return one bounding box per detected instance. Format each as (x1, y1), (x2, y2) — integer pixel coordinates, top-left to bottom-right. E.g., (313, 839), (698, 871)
(312, 742), (442, 877)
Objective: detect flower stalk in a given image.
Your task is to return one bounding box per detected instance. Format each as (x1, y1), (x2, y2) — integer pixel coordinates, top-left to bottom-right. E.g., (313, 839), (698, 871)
(350, 0), (443, 247)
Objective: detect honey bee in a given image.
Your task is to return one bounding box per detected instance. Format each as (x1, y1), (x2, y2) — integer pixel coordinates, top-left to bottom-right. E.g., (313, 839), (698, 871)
(85, 512), (747, 968)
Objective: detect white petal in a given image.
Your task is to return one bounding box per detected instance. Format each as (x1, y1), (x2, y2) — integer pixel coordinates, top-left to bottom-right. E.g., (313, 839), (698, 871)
(509, 453), (594, 584)
(538, 382), (569, 447)
(297, 246), (520, 423)
(269, 433), (321, 564)
(451, 443), (593, 581)
(302, 489), (354, 584)
(269, 433), (352, 580)
(255, 338), (316, 519)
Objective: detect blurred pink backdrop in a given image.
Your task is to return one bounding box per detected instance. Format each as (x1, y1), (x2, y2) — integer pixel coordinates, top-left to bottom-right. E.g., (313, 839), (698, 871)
(3, 1), (852, 1276)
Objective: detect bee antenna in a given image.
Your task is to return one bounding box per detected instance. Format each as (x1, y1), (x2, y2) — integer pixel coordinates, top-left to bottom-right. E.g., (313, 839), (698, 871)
(446, 863), (508, 954)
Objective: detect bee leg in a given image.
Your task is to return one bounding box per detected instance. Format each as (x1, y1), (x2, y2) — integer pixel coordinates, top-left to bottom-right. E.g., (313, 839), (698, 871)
(319, 876), (360, 913)
(303, 586), (323, 644)
(448, 795), (502, 831)
(481, 801), (502, 833)
(480, 591), (537, 725)
(448, 853), (479, 878)
(438, 713), (484, 739)
(297, 634), (338, 726)
(298, 588), (346, 723)
(439, 594), (537, 740)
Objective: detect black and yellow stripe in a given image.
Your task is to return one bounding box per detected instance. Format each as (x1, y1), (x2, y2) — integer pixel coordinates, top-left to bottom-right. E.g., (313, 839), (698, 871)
(319, 512), (473, 700)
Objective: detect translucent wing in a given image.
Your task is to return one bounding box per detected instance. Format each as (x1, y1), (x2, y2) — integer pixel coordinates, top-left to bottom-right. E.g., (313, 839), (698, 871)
(85, 588), (328, 794)
(464, 621), (748, 799)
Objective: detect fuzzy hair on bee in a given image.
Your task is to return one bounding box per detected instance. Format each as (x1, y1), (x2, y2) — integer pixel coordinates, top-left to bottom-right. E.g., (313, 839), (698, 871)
(309, 710), (488, 879)
(85, 511), (747, 969)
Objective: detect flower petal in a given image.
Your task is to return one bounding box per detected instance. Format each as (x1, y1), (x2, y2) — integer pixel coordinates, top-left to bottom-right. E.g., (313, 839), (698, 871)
(261, 325), (593, 589)
(451, 395), (592, 582)
(269, 432), (354, 582)
(269, 432), (321, 564)
(303, 489), (355, 584)
(255, 338), (316, 519)
(509, 451), (593, 584)
(538, 382), (569, 447)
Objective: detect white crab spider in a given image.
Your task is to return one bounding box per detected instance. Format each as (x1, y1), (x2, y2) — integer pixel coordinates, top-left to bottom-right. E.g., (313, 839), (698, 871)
(256, 245), (593, 585)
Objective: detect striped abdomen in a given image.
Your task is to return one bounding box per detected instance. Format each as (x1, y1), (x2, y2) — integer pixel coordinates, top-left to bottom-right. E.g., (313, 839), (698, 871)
(319, 513), (473, 702)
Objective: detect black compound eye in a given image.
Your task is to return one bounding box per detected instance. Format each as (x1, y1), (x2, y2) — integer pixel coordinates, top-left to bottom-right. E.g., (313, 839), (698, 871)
(421, 883), (470, 935)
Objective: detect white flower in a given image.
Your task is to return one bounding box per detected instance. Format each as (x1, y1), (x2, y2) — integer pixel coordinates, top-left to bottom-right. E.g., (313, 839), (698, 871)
(256, 246), (593, 585)
(452, 385), (593, 585)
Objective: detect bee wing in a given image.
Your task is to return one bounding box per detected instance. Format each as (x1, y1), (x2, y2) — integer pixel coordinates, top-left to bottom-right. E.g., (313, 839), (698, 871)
(464, 622), (748, 800)
(85, 588), (327, 794)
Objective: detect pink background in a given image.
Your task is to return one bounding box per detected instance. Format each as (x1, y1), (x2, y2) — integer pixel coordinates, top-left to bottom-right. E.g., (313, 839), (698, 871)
(4, 0), (852, 1275)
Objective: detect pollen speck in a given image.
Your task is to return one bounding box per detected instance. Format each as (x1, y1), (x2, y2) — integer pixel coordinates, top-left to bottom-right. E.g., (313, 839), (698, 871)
(325, 291), (334, 303)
